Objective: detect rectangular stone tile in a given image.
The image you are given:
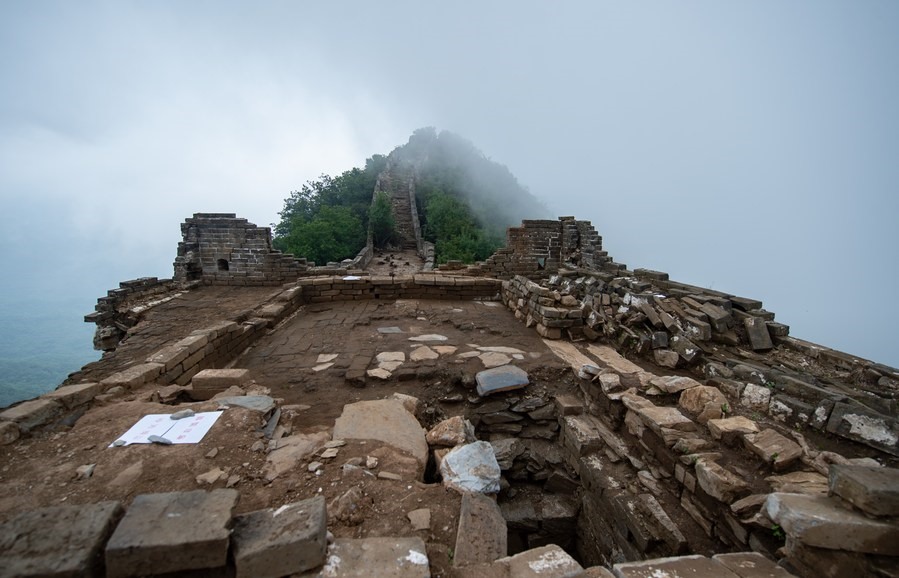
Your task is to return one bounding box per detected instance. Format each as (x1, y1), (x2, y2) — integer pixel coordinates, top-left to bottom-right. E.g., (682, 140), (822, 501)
(828, 464), (899, 517)
(614, 555), (740, 578)
(712, 552), (797, 577)
(454, 493), (507, 567)
(232, 496), (327, 578)
(0, 501), (123, 578)
(105, 489), (239, 577)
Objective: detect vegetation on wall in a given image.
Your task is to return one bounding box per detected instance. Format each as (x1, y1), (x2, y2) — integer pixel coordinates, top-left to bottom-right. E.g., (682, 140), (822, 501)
(272, 128), (548, 265)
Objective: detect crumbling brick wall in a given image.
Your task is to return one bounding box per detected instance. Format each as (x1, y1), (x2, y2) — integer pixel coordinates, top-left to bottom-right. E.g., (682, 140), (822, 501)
(173, 213), (308, 286)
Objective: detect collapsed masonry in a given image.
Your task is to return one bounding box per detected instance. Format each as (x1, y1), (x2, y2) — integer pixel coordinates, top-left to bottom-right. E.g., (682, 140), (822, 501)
(3, 212), (898, 577)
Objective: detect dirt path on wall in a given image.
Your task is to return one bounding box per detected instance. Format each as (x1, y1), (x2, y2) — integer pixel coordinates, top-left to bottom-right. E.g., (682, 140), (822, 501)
(366, 248), (425, 276)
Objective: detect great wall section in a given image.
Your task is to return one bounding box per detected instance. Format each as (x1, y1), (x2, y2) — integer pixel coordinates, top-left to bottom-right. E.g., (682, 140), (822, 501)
(1, 158), (898, 577)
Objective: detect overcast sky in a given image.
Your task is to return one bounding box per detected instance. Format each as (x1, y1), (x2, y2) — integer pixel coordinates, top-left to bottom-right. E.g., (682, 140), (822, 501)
(1, 1), (897, 368)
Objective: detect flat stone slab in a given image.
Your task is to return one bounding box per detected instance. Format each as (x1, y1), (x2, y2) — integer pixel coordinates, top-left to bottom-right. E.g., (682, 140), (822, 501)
(320, 537), (430, 577)
(454, 492), (507, 567)
(828, 464), (899, 516)
(0, 501), (123, 578)
(712, 552), (796, 577)
(507, 544), (584, 577)
(615, 555), (742, 577)
(191, 368), (250, 400)
(41, 382), (101, 409)
(333, 399), (428, 471)
(377, 326), (404, 334)
(695, 459), (750, 503)
(105, 489), (239, 577)
(476, 365), (529, 396)
(215, 395), (276, 414)
(825, 401), (899, 456)
(408, 334), (448, 342)
(707, 416), (759, 444)
(743, 429), (802, 471)
(765, 492), (899, 555)
(410, 346), (439, 361)
(232, 496), (327, 578)
(0, 398), (64, 431)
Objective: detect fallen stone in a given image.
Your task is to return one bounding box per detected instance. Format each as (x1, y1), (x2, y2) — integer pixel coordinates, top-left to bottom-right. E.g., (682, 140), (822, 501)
(312, 362), (334, 372)
(231, 496), (326, 578)
(308, 461), (323, 472)
(744, 317), (774, 351)
(508, 544), (584, 577)
(707, 416), (759, 445)
(410, 346), (439, 361)
(440, 441), (501, 494)
(678, 385), (728, 423)
(407, 508), (430, 531)
(377, 471), (402, 481)
(765, 492), (899, 555)
(170, 409), (195, 420)
(426, 416), (476, 447)
(654, 349), (680, 368)
(333, 399), (428, 471)
(490, 437), (523, 469)
(264, 431), (330, 481)
(148, 435), (172, 445)
(741, 384), (772, 411)
(0, 501), (123, 578)
(190, 368), (250, 401)
(316, 353), (339, 363)
(330, 486), (372, 525)
(105, 489), (239, 577)
(743, 429), (803, 471)
(695, 459), (750, 503)
(669, 335), (702, 364)
(196, 467), (226, 485)
(454, 492), (507, 567)
(825, 401), (899, 456)
(216, 395), (276, 414)
(476, 365), (529, 396)
(650, 375), (702, 394)
(0, 421), (21, 444)
(828, 464), (899, 517)
(434, 345), (458, 355)
(637, 406), (697, 435)
(321, 537), (430, 577)
(479, 351), (512, 368)
(377, 326), (403, 334)
(321, 447), (339, 459)
(75, 463), (96, 480)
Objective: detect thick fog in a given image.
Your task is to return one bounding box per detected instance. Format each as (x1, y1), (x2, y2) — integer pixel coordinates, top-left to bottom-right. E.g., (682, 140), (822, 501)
(1, 1), (897, 371)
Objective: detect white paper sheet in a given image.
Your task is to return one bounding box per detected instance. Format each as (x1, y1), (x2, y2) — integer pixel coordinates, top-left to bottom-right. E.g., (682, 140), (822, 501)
(110, 411), (224, 446)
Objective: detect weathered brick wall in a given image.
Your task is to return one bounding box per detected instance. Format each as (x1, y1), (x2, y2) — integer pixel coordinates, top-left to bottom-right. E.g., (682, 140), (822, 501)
(296, 274), (501, 303)
(85, 277), (180, 351)
(173, 213), (308, 286)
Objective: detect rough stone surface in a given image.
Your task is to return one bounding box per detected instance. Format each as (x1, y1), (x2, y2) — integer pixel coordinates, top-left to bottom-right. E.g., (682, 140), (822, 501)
(744, 317), (773, 351)
(0, 501), (123, 578)
(695, 459), (750, 503)
(826, 402), (899, 456)
(0, 398), (63, 431)
(678, 385), (728, 423)
(707, 416), (759, 444)
(765, 492), (899, 555)
(231, 496), (327, 578)
(454, 492), (507, 567)
(741, 384), (772, 411)
(320, 537), (431, 577)
(264, 431), (330, 481)
(476, 365), (529, 396)
(828, 464), (899, 517)
(105, 489), (239, 577)
(614, 555), (741, 578)
(712, 552), (796, 577)
(743, 429), (803, 471)
(440, 441), (501, 494)
(0, 420), (21, 444)
(426, 416), (476, 448)
(650, 375), (702, 394)
(41, 382), (101, 409)
(507, 544), (584, 577)
(333, 399), (428, 471)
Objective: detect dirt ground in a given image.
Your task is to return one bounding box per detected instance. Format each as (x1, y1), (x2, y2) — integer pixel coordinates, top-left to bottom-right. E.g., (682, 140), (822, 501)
(0, 292), (573, 577)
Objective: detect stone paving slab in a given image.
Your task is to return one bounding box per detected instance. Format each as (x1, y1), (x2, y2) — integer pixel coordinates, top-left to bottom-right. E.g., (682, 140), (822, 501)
(332, 399), (428, 471)
(712, 552), (797, 577)
(454, 492), (507, 567)
(828, 464), (899, 517)
(476, 365), (529, 396)
(0, 501), (123, 578)
(614, 554), (741, 578)
(232, 496), (327, 578)
(105, 489), (239, 578)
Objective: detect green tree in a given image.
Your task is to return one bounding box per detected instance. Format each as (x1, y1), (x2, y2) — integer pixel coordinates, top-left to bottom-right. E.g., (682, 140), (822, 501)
(369, 191), (396, 248)
(276, 205), (365, 265)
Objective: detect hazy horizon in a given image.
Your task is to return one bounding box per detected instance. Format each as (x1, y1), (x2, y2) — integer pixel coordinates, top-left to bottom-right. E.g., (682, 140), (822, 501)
(2, 0), (897, 405)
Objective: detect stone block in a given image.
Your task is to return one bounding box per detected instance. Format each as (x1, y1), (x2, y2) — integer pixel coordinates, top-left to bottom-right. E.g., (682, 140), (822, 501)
(707, 416), (759, 445)
(678, 385), (728, 423)
(507, 544), (583, 577)
(825, 401), (899, 456)
(561, 415), (605, 457)
(41, 382), (101, 409)
(105, 489), (239, 577)
(320, 537), (430, 577)
(636, 406), (697, 435)
(190, 368), (251, 401)
(554, 394), (583, 415)
(454, 492), (507, 567)
(440, 441), (501, 494)
(712, 552), (796, 577)
(695, 459), (750, 503)
(828, 464), (899, 517)
(0, 398), (63, 431)
(743, 429), (803, 471)
(743, 317), (773, 351)
(614, 555), (741, 578)
(476, 365), (530, 396)
(100, 363), (164, 391)
(0, 501), (123, 578)
(765, 492), (899, 555)
(232, 496), (327, 578)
